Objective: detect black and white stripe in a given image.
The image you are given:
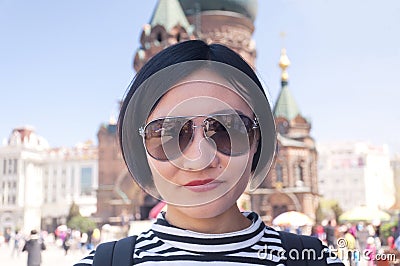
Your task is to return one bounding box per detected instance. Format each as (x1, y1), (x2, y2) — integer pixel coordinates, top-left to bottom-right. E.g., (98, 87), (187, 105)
(74, 212), (343, 265)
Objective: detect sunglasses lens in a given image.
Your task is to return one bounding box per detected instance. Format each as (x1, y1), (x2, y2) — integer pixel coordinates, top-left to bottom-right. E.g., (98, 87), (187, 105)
(144, 114), (257, 160)
(144, 118), (193, 160)
(205, 115), (256, 156)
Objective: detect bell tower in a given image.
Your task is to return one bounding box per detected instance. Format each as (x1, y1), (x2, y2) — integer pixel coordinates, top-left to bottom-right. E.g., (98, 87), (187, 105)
(133, 0), (258, 71)
(251, 48), (319, 223)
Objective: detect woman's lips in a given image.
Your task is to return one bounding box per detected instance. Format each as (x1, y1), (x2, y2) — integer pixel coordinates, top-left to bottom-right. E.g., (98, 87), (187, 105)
(184, 179), (215, 186)
(183, 179), (221, 192)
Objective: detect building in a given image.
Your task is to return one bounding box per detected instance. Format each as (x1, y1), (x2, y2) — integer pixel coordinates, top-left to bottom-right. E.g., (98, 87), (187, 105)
(250, 49), (320, 222)
(41, 141), (98, 232)
(0, 126), (98, 234)
(391, 154), (400, 210)
(317, 141), (395, 211)
(133, 0), (257, 71)
(96, 121), (151, 224)
(97, 0), (260, 223)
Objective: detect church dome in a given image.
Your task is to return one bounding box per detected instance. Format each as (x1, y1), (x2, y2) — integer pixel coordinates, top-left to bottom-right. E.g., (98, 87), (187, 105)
(178, 0), (258, 21)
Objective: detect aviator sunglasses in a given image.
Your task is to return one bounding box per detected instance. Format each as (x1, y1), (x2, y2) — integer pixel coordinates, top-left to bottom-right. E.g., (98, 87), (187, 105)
(139, 113), (259, 161)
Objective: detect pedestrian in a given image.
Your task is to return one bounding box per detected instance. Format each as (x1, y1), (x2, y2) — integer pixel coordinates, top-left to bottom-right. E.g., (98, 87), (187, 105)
(80, 232), (88, 252)
(365, 237), (376, 266)
(340, 226), (357, 266)
(22, 230), (46, 266)
(325, 220), (337, 248)
(75, 40), (344, 265)
(11, 230), (22, 257)
(394, 233), (400, 251)
(356, 223), (370, 252)
(62, 232), (71, 255)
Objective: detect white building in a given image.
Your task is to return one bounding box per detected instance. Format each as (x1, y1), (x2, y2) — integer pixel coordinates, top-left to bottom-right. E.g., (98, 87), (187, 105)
(0, 126), (98, 234)
(317, 141), (395, 211)
(391, 154), (400, 209)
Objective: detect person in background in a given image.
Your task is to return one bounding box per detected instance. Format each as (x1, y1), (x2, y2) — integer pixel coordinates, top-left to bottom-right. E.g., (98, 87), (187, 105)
(344, 227), (357, 266)
(11, 230), (22, 257)
(22, 230), (46, 266)
(80, 232), (88, 252)
(394, 233), (400, 251)
(62, 231), (71, 255)
(357, 223), (370, 252)
(325, 220), (337, 248)
(365, 237), (376, 266)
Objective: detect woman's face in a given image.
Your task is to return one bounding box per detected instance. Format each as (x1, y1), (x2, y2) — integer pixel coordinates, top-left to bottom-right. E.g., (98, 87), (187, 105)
(145, 70), (259, 218)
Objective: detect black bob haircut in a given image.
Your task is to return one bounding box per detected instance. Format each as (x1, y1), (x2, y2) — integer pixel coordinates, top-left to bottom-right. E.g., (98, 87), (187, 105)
(118, 40), (270, 173)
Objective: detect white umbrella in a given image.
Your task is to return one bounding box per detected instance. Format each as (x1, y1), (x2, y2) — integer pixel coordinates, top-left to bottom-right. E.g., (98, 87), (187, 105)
(339, 205), (391, 222)
(272, 211), (314, 227)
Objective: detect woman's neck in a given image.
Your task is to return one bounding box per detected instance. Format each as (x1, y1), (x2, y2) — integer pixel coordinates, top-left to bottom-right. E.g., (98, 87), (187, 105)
(164, 204), (252, 234)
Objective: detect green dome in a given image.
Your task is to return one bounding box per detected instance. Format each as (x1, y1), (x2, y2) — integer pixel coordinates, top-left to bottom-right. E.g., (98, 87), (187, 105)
(178, 0), (258, 21)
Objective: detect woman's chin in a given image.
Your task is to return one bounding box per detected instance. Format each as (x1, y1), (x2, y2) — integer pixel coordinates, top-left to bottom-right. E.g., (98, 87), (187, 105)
(169, 192), (240, 220)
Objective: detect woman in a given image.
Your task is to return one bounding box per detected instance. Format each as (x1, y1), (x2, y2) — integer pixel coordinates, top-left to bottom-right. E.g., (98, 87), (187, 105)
(22, 230), (46, 266)
(75, 40), (343, 265)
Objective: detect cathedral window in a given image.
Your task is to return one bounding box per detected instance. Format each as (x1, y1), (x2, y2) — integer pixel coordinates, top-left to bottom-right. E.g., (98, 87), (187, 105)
(157, 32), (162, 42)
(295, 161), (304, 182)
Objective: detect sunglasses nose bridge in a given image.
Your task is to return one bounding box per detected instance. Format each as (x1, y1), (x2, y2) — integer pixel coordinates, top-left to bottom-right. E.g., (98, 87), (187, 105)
(191, 118), (210, 139)
(178, 118), (210, 158)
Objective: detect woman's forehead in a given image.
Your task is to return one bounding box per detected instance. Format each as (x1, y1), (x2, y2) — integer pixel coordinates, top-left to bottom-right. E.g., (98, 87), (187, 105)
(148, 81), (253, 119)
(179, 68), (232, 87)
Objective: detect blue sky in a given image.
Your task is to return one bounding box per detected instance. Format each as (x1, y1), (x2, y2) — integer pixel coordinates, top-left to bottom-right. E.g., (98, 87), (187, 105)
(1, 0), (399, 154)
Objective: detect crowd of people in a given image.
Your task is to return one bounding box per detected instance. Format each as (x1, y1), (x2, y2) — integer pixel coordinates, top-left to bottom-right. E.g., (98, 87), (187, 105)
(0, 225), (105, 266)
(307, 220), (400, 266)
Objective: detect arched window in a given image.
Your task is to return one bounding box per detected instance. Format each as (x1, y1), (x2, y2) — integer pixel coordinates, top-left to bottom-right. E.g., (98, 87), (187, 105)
(295, 162), (304, 182)
(299, 164), (304, 181)
(157, 32), (162, 42)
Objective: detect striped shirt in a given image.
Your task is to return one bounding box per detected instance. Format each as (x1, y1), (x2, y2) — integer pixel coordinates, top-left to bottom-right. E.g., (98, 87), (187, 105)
(74, 212), (344, 265)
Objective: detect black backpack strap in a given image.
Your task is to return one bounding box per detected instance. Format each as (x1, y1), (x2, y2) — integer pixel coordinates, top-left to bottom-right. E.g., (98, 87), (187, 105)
(93, 240), (117, 266)
(279, 231), (327, 266)
(298, 234), (326, 266)
(112, 235), (137, 266)
(279, 231), (307, 266)
(92, 235), (137, 266)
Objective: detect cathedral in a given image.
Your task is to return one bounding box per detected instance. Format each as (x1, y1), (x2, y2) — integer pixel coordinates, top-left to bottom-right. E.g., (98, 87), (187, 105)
(251, 48), (319, 222)
(96, 0), (319, 225)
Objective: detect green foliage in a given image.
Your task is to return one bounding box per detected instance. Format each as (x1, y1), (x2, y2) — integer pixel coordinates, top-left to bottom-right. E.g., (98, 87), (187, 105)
(316, 198), (343, 222)
(315, 203), (324, 224)
(67, 215), (96, 233)
(380, 220), (398, 240)
(67, 201), (81, 223)
(65, 202), (96, 233)
(331, 202), (343, 221)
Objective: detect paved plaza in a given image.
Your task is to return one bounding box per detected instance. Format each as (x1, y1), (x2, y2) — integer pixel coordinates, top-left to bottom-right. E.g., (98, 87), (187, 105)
(0, 243), (89, 266)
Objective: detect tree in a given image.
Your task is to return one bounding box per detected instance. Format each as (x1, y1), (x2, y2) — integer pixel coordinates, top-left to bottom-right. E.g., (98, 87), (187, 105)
(67, 216), (97, 233)
(316, 198), (343, 222)
(331, 202), (343, 221)
(66, 201), (81, 224)
(315, 203), (324, 224)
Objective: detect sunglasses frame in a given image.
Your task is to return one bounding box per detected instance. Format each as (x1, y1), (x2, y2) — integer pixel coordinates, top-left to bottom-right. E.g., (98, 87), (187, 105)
(138, 113), (259, 161)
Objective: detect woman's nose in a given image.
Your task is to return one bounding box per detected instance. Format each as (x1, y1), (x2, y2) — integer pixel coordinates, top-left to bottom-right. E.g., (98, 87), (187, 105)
(178, 125), (219, 171)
